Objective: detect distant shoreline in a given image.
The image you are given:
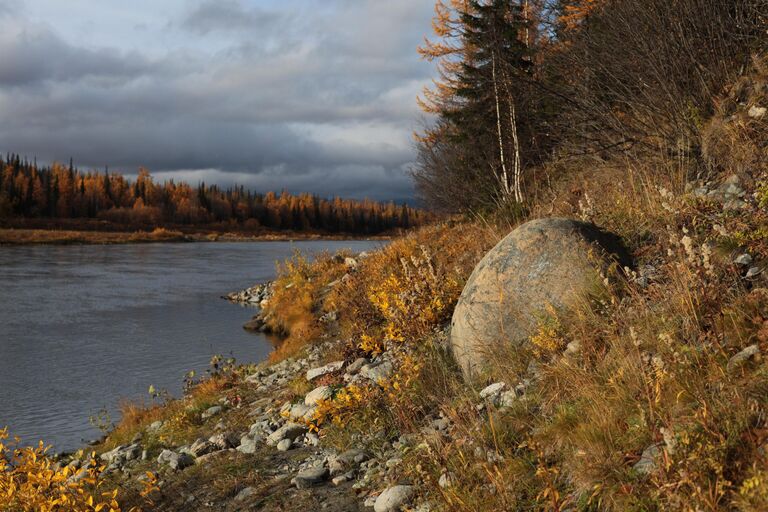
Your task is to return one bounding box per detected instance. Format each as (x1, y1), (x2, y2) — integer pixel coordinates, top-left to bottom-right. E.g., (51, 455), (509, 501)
(0, 227), (392, 246)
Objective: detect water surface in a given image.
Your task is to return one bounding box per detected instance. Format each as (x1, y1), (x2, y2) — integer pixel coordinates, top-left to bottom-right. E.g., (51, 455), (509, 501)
(0, 240), (377, 451)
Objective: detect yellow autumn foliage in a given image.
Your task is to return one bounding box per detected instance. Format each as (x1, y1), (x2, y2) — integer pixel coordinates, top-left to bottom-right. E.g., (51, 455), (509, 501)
(0, 428), (124, 512)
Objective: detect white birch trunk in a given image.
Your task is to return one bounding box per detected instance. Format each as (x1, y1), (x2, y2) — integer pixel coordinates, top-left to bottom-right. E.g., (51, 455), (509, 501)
(491, 52), (512, 200)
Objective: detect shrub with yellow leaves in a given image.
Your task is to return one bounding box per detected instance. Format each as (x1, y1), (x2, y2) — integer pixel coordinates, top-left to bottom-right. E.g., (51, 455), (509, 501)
(309, 384), (377, 431)
(367, 245), (462, 347)
(0, 428), (124, 512)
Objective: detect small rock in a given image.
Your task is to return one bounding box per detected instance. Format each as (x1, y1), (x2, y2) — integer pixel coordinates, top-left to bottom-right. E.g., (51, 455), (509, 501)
(276, 439), (292, 452)
(190, 438), (217, 457)
(727, 344), (761, 372)
(288, 402), (315, 421)
(266, 423), (308, 446)
(746, 267), (762, 279)
(344, 257), (358, 269)
(374, 485), (415, 512)
(438, 472), (454, 489)
(748, 105), (767, 119)
(735, 253), (753, 266)
(633, 444), (661, 476)
(147, 420), (163, 433)
(332, 472), (354, 486)
(201, 405), (223, 420)
(292, 467), (329, 489)
(305, 385), (332, 406)
(361, 361), (394, 383)
(564, 340), (581, 356)
(306, 361), (345, 381)
(237, 436), (258, 454)
(347, 358), (368, 374)
(157, 450), (194, 471)
(479, 382), (506, 399)
(499, 390), (517, 407)
(234, 486), (256, 502)
(209, 432), (238, 450)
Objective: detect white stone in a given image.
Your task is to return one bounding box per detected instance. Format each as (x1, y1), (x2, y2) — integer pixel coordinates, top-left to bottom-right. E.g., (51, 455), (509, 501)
(305, 385), (332, 406)
(748, 105), (767, 119)
(374, 485), (415, 512)
(479, 382), (506, 399)
(306, 361), (345, 381)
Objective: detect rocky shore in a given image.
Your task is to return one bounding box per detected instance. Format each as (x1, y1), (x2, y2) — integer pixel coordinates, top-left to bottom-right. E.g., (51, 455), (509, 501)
(61, 337), (453, 511)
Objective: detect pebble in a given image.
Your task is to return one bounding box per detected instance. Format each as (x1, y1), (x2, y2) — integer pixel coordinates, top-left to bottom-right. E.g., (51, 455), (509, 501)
(727, 344), (761, 372)
(305, 385), (332, 406)
(266, 423), (308, 446)
(292, 467), (329, 489)
(276, 438), (292, 452)
(234, 486), (256, 502)
(479, 382), (506, 399)
(633, 444), (661, 475)
(346, 357), (368, 374)
(157, 450), (194, 471)
(374, 485), (415, 512)
(306, 361), (345, 381)
(237, 436), (258, 454)
(361, 361), (394, 383)
(748, 105), (767, 118)
(201, 405), (223, 420)
(332, 472), (354, 486)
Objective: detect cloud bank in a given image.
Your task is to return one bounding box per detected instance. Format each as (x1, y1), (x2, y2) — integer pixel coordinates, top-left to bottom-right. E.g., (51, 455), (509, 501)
(0, 0), (435, 201)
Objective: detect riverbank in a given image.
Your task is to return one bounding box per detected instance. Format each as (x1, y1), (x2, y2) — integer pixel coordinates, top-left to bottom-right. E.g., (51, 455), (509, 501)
(0, 227), (391, 245)
(8, 158), (768, 509)
(52, 157), (768, 511)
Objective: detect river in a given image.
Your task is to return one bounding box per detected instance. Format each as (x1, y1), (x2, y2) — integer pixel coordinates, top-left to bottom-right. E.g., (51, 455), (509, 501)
(0, 240), (378, 452)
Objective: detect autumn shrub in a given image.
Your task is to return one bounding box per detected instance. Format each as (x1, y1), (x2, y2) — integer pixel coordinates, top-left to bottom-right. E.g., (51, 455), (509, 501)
(262, 250), (354, 362)
(326, 221), (496, 355)
(0, 428), (123, 512)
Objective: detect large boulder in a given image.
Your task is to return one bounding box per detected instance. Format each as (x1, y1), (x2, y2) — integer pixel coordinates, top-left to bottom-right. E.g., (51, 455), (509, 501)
(450, 218), (629, 380)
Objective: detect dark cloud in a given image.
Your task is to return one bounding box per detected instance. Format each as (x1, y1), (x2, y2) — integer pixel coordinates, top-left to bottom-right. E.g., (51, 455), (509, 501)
(181, 0), (286, 36)
(0, 27), (155, 87)
(0, 1), (435, 200)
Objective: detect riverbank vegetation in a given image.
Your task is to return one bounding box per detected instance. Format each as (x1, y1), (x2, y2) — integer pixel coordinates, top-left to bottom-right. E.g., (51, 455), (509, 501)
(0, 162), (431, 237)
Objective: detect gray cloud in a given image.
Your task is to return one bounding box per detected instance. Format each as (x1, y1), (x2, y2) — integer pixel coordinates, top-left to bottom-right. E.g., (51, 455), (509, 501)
(181, 0), (285, 36)
(0, 1), (434, 200)
(0, 26), (155, 87)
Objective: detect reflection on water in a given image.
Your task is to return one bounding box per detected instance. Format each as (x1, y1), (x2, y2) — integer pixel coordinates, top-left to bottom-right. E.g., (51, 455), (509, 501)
(0, 240), (378, 451)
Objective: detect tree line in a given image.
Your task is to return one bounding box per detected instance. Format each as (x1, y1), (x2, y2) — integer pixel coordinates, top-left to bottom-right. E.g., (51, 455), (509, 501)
(0, 155), (430, 234)
(414, 0), (765, 213)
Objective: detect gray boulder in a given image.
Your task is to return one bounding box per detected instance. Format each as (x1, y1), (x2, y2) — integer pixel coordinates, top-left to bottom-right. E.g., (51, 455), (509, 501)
(450, 218), (629, 379)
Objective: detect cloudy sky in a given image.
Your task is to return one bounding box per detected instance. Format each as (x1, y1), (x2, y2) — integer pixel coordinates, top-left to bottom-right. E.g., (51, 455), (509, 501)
(0, 0), (436, 201)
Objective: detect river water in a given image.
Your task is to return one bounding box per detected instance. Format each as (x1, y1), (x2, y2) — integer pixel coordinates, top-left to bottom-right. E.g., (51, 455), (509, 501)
(0, 240), (378, 452)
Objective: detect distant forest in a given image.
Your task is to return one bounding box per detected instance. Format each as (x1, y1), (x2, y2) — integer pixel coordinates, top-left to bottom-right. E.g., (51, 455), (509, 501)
(0, 154), (430, 234)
